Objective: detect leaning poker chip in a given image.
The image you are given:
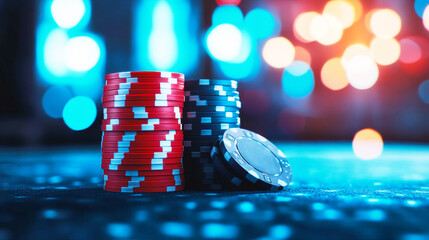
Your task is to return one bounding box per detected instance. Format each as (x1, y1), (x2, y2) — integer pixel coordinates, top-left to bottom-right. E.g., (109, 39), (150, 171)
(182, 106), (239, 112)
(103, 168), (183, 176)
(102, 118), (181, 126)
(102, 152), (183, 159)
(104, 174), (183, 181)
(185, 95), (239, 102)
(103, 184), (184, 193)
(184, 85), (236, 92)
(104, 82), (184, 91)
(101, 123), (182, 131)
(103, 88), (184, 96)
(101, 146), (184, 153)
(103, 100), (184, 108)
(102, 130), (182, 138)
(101, 163), (183, 171)
(103, 106), (182, 114)
(185, 90), (239, 97)
(185, 111), (239, 118)
(184, 100), (241, 108)
(105, 71), (184, 80)
(104, 179), (183, 187)
(103, 112), (182, 120)
(183, 117), (240, 124)
(185, 79), (237, 88)
(102, 157), (183, 165)
(103, 95), (184, 102)
(105, 77), (184, 85)
(219, 128), (293, 191)
(101, 140), (183, 147)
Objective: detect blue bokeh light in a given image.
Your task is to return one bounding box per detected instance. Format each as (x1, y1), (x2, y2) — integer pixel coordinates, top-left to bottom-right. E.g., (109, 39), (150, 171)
(212, 5), (243, 27)
(418, 80), (429, 104)
(42, 86), (73, 118)
(414, 0), (429, 18)
(218, 50), (260, 80)
(244, 8), (278, 39)
(282, 61), (314, 98)
(62, 96), (97, 131)
(106, 223), (133, 238)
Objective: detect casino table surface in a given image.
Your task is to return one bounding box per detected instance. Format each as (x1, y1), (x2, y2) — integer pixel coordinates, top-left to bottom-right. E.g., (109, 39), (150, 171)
(1, 142), (428, 240)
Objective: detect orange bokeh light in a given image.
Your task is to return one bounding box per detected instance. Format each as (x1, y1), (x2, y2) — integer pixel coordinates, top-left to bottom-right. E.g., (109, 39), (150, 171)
(370, 9), (401, 39)
(294, 12), (319, 43)
(423, 5), (429, 31)
(323, 0), (356, 28)
(262, 37), (295, 68)
(294, 46), (312, 66)
(369, 38), (401, 66)
(310, 14), (343, 45)
(353, 128), (383, 160)
(341, 44), (371, 66)
(321, 57), (349, 91)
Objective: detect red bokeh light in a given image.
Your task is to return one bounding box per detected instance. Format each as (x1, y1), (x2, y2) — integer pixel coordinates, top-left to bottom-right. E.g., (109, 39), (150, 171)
(216, 0), (241, 5)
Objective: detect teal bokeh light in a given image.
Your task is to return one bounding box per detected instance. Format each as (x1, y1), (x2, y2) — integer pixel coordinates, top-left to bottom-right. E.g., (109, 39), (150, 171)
(282, 61), (314, 98)
(62, 96), (97, 131)
(42, 86), (73, 118)
(212, 5), (243, 27)
(244, 8), (279, 39)
(414, 0), (429, 18)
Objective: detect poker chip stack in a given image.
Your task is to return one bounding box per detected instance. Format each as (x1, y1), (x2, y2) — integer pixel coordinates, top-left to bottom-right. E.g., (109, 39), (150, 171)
(101, 71), (185, 193)
(183, 79), (241, 190)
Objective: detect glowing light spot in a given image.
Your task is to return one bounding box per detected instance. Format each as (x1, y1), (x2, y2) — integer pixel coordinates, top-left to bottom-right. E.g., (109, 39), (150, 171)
(43, 29), (68, 76)
(262, 37), (295, 68)
(345, 55), (379, 90)
(348, 0), (363, 22)
(206, 24), (242, 62)
(219, 50), (259, 79)
(369, 38), (401, 66)
(42, 86), (73, 119)
(148, 1), (178, 70)
(415, 0), (429, 18)
(294, 12), (319, 42)
(106, 223), (133, 238)
(216, 0), (241, 5)
(64, 36), (100, 72)
(342, 44), (371, 67)
(399, 38), (422, 64)
(244, 8), (277, 39)
(51, 0), (85, 29)
(323, 0), (356, 28)
(370, 9), (401, 39)
(212, 5), (243, 27)
(418, 80), (429, 104)
(294, 46), (312, 66)
(62, 96), (97, 131)
(282, 61), (314, 98)
(353, 128), (383, 160)
(321, 58), (349, 91)
(423, 5), (429, 31)
(310, 14), (343, 45)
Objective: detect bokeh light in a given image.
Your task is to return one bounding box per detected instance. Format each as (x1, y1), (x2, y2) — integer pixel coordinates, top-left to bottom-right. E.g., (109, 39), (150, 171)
(262, 37), (295, 68)
(42, 86), (73, 118)
(353, 128), (384, 160)
(341, 44), (371, 66)
(414, 0), (429, 18)
(399, 38), (422, 64)
(216, 0), (241, 5)
(282, 61), (314, 98)
(323, 0), (356, 28)
(244, 8), (277, 39)
(418, 80), (429, 104)
(219, 50), (259, 79)
(43, 29), (68, 76)
(64, 36), (101, 71)
(294, 12), (319, 42)
(423, 5), (429, 31)
(321, 58), (349, 91)
(206, 24), (242, 62)
(294, 46), (312, 66)
(369, 38), (401, 66)
(62, 96), (97, 131)
(212, 5), (243, 27)
(370, 9), (401, 39)
(345, 55), (379, 90)
(51, 0), (85, 29)
(310, 14), (343, 45)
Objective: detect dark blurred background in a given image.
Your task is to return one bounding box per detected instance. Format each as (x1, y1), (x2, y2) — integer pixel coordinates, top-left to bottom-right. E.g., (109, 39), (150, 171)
(1, 0), (429, 146)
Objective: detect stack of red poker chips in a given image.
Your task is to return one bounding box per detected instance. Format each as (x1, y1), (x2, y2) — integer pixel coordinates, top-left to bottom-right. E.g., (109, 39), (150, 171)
(102, 71), (185, 193)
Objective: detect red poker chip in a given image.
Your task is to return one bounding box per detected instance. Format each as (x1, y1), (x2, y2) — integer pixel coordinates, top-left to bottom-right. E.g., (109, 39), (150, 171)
(102, 157), (183, 165)
(104, 179), (183, 187)
(102, 119), (181, 126)
(103, 106), (182, 113)
(104, 83), (184, 91)
(102, 95), (184, 103)
(101, 124), (182, 131)
(105, 77), (184, 85)
(101, 145), (184, 153)
(102, 130), (183, 137)
(103, 174), (183, 181)
(102, 152), (183, 159)
(103, 184), (184, 192)
(103, 168), (184, 176)
(101, 139), (183, 146)
(101, 135), (183, 142)
(105, 71), (184, 80)
(103, 112), (182, 120)
(101, 163), (183, 171)
(103, 89), (184, 97)
(102, 100), (184, 108)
